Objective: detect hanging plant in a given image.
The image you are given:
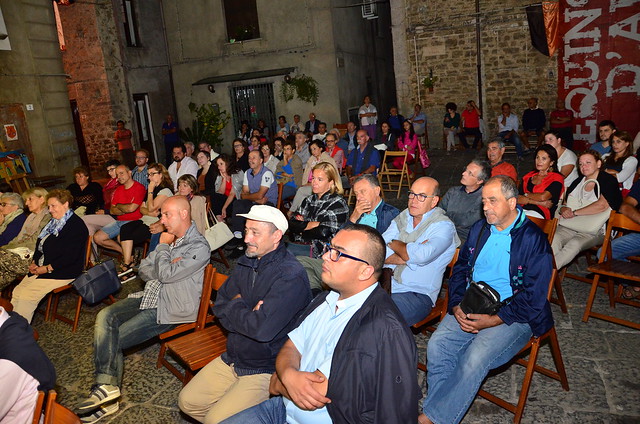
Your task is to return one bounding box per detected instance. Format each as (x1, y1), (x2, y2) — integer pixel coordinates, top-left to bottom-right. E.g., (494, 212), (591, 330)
(422, 68), (438, 91)
(280, 74), (319, 105)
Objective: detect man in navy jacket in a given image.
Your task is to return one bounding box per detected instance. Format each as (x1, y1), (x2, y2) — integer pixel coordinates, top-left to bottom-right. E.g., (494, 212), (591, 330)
(419, 175), (553, 424)
(223, 225), (419, 424)
(179, 205), (311, 424)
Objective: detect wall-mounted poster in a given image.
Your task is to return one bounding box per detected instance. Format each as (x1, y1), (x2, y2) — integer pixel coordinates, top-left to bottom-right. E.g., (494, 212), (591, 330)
(4, 124), (17, 141)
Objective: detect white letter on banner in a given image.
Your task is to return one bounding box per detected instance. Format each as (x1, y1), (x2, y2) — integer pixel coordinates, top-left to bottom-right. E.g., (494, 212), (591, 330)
(566, 85), (599, 118)
(610, 0), (640, 13)
(606, 65), (640, 96)
(610, 12), (640, 41)
(564, 61), (600, 89)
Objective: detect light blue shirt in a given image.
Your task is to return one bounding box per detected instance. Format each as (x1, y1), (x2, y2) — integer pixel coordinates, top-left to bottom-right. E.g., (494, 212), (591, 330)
(472, 210), (521, 301)
(358, 199), (381, 229)
(284, 284), (377, 424)
(382, 209), (457, 304)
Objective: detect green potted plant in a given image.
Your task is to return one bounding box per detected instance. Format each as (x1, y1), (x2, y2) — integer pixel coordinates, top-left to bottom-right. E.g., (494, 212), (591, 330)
(180, 102), (230, 152)
(280, 74), (319, 105)
(422, 68), (438, 93)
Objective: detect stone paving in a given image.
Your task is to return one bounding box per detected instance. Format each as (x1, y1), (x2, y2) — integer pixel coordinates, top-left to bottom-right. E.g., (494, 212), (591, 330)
(32, 147), (640, 423)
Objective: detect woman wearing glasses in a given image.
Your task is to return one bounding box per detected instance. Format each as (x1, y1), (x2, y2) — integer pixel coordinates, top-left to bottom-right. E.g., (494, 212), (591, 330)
(66, 166), (104, 216)
(287, 162), (349, 259)
(117, 163), (173, 278)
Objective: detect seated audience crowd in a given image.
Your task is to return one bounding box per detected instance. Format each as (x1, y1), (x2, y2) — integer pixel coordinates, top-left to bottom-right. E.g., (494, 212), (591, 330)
(2, 105), (639, 424)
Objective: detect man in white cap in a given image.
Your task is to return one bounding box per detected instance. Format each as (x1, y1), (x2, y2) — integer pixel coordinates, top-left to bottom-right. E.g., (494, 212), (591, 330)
(179, 205), (312, 424)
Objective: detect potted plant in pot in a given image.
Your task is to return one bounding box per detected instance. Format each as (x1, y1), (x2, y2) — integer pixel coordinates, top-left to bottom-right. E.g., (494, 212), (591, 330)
(422, 68), (438, 93)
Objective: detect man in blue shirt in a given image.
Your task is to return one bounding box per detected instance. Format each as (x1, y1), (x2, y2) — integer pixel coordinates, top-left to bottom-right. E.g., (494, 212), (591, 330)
(222, 224), (419, 424)
(419, 176), (553, 424)
(130, 149), (149, 189)
(382, 177), (459, 326)
(344, 130), (381, 189)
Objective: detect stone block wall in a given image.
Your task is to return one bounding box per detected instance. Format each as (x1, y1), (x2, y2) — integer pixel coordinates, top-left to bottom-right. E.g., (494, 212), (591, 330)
(398, 0), (557, 145)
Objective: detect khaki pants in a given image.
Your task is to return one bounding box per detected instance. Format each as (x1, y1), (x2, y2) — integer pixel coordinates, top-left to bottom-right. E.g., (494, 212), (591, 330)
(178, 356), (271, 424)
(11, 274), (73, 323)
(552, 225), (604, 270)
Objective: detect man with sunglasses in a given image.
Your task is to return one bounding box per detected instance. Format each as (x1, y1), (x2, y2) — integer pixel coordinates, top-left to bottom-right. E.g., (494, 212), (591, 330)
(382, 177), (459, 326)
(222, 224), (419, 423)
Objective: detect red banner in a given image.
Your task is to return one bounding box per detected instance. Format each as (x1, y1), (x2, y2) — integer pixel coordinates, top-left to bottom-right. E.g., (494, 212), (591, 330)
(558, 0), (640, 151)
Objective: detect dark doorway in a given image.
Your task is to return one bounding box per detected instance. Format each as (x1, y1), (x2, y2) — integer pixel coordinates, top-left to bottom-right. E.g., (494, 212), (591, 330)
(70, 100), (90, 168)
(133, 93), (158, 162)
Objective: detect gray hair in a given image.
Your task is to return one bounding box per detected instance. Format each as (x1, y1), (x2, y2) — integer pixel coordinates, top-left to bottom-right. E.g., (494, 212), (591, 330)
(486, 175), (518, 199)
(352, 173), (380, 189)
(488, 137), (505, 149)
(470, 159), (492, 183)
(1, 192), (24, 209)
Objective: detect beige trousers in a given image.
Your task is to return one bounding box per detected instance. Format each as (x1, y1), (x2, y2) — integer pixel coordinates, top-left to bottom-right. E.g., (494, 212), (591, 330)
(178, 356), (271, 424)
(11, 274), (73, 323)
(552, 225), (604, 270)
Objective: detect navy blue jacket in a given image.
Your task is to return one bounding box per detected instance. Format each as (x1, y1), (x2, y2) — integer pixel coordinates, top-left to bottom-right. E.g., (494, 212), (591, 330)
(213, 242), (311, 375)
(448, 208), (554, 336)
(344, 200), (400, 234)
(295, 285), (419, 424)
(0, 212), (26, 247)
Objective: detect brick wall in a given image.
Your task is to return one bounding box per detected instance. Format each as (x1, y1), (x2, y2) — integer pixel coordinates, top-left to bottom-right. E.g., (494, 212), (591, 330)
(59, 2), (123, 178)
(400, 0), (557, 144)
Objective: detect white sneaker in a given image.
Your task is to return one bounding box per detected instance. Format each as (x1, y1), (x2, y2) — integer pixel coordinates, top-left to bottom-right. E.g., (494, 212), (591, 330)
(77, 384), (121, 413)
(80, 401), (119, 423)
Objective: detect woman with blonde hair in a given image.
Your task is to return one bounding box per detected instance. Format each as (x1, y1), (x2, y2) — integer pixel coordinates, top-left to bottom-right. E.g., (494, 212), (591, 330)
(287, 161), (348, 258)
(0, 187), (51, 290)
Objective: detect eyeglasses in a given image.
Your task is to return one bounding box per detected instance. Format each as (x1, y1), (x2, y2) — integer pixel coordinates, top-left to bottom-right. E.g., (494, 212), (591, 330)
(135, 156), (148, 160)
(148, 171), (160, 177)
(0, 202), (15, 207)
(322, 243), (369, 265)
(407, 191), (435, 202)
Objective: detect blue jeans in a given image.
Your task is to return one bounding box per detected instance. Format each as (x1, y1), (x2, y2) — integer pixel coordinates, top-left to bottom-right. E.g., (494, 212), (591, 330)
(601, 232), (640, 260)
(391, 291), (433, 326)
(220, 396), (287, 424)
(423, 313), (532, 423)
(94, 297), (176, 387)
(499, 130), (525, 157)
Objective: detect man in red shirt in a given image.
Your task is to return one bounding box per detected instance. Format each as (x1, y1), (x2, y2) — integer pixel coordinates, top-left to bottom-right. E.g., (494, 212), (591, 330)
(487, 138), (517, 182)
(549, 98), (574, 150)
(458, 100), (483, 150)
(114, 120), (135, 168)
(93, 165), (146, 255)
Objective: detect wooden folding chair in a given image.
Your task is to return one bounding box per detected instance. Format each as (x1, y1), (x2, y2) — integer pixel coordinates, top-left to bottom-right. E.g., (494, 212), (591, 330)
(157, 266), (228, 384)
(378, 150), (412, 198)
(413, 248), (459, 372)
(47, 236), (117, 332)
(42, 390), (81, 424)
(526, 216), (567, 313)
(583, 211), (640, 330)
(32, 391), (45, 424)
(477, 265), (570, 423)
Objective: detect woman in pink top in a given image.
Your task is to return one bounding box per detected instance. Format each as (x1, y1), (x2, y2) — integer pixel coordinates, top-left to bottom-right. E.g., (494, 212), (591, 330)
(393, 120), (419, 169)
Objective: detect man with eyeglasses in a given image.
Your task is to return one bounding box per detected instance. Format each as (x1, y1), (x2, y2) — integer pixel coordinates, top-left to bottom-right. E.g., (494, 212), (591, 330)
(419, 175), (553, 424)
(130, 149), (150, 189)
(381, 177), (459, 326)
(440, 159), (492, 243)
(222, 224), (419, 424)
(179, 205), (311, 423)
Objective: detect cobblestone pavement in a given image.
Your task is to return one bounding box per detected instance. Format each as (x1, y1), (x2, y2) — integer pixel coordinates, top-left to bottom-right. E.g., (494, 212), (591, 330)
(34, 147), (639, 423)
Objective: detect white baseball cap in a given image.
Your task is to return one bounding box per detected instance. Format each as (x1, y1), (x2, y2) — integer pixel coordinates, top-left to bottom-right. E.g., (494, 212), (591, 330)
(238, 205), (288, 233)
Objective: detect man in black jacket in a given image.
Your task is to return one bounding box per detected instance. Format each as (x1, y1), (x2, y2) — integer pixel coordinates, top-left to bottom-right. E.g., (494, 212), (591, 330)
(179, 205), (311, 424)
(222, 224), (419, 424)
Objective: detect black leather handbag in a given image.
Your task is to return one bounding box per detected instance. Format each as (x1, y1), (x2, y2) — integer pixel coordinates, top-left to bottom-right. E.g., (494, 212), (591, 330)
(459, 281), (506, 315)
(72, 259), (121, 305)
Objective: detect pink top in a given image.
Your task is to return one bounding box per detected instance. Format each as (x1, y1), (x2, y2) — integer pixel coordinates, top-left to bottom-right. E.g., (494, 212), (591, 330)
(397, 133), (419, 160)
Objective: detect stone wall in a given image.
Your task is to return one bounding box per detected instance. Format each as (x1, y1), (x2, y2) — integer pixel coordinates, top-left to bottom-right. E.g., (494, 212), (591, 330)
(395, 0), (557, 145)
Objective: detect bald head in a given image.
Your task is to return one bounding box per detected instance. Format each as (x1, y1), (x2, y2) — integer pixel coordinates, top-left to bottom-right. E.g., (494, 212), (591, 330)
(160, 196), (192, 238)
(408, 177), (440, 221)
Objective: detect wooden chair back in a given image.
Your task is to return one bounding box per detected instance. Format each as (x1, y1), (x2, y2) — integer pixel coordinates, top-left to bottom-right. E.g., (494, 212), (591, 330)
(332, 123), (348, 137)
(32, 391), (45, 424)
(597, 211), (640, 264)
(378, 150), (412, 198)
(526, 216), (558, 245)
(43, 390), (81, 424)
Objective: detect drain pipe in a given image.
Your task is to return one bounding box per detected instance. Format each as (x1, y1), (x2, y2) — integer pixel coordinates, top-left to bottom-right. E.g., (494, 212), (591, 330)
(413, 34), (421, 106)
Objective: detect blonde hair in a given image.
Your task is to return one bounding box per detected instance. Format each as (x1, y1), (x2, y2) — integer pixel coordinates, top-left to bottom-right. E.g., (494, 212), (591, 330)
(22, 187), (48, 202)
(312, 162), (343, 195)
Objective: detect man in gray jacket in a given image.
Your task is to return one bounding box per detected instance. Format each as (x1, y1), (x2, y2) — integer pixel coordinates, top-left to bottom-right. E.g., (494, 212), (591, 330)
(77, 196), (211, 423)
